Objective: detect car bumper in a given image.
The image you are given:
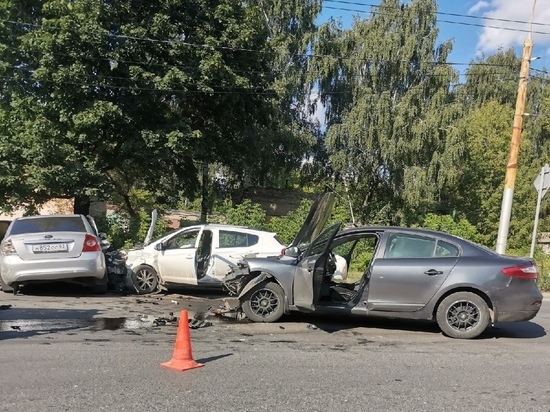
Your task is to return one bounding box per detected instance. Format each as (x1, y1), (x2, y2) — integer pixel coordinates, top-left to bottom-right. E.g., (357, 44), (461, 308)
(1, 253), (106, 286)
(490, 281), (543, 323)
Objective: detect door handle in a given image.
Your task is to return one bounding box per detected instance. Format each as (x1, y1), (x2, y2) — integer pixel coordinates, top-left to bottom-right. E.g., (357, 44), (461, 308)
(424, 269), (443, 276)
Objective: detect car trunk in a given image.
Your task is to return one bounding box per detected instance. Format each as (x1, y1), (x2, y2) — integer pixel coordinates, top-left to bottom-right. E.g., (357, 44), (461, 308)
(10, 232), (87, 260)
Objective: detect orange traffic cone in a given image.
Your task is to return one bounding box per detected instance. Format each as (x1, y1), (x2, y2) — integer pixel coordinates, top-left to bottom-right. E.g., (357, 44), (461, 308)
(161, 310), (204, 371)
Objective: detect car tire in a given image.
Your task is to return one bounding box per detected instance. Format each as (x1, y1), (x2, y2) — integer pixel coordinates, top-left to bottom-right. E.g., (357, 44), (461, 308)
(241, 281), (285, 323)
(131, 265), (159, 295)
(436, 292), (490, 339)
(0, 275), (13, 293)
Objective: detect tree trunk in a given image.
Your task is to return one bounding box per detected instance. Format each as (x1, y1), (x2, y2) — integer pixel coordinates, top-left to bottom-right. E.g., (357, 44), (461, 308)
(200, 162), (209, 223)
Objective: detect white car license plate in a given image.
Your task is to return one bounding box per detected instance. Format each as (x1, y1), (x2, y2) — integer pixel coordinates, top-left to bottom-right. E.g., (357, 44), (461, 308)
(32, 243), (68, 253)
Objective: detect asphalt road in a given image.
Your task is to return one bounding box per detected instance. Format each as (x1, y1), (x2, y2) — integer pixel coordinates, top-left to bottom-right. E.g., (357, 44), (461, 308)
(0, 286), (549, 412)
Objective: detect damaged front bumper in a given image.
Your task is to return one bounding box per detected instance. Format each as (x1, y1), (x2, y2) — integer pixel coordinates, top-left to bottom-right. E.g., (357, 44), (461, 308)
(223, 260), (253, 296)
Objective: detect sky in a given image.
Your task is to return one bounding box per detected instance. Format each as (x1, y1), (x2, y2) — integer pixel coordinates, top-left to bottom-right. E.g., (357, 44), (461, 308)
(319, 0), (550, 74)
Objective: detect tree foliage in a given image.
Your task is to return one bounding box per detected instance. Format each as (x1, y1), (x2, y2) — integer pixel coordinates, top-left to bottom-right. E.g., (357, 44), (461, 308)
(310, 0), (462, 225)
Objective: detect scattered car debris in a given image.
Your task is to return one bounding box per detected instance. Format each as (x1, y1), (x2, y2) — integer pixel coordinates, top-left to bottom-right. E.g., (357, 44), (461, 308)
(212, 299), (247, 321)
(0, 304), (12, 310)
(188, 319), (212, 329)
(10, 325), (21, 330)
(307, 324), (318, 330)
(171, 300), (179, 305)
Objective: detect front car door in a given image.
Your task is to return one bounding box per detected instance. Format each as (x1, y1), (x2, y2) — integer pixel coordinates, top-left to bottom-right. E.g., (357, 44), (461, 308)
(367, 232), (460, 312)
(157, 228), (203, 285)
(293, 223), (341, 311)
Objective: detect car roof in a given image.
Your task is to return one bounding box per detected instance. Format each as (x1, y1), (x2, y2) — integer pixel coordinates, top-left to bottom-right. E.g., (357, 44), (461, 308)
(182, 224), (276, 234)
(15, 214), (84, 220)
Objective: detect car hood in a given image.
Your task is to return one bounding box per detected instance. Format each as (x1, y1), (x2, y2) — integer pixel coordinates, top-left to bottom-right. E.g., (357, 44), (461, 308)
(288, 193), (335, 249)
(143, 209), (158, 247)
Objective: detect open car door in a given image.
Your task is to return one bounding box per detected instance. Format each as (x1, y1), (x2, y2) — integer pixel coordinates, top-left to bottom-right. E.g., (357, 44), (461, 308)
(293, 223), (341, 311)
(288, 193), (336, 250)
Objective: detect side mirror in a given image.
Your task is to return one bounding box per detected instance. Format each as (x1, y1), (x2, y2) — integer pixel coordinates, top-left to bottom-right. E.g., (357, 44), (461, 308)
(283, 246), (299, 258)
(99, 232), (108, 240)
(154, 243), (164, 251)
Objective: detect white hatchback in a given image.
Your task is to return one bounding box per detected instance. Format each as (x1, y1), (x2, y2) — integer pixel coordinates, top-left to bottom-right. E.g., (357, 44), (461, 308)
(125, 222), (285, 294)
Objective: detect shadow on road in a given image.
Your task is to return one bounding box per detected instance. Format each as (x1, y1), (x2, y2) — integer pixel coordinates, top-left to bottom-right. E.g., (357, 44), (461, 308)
(276, 312), (546, 339)
(196, 353), (233, 364)
(279, 312), (441, 335)
(490, 321), (546, 339)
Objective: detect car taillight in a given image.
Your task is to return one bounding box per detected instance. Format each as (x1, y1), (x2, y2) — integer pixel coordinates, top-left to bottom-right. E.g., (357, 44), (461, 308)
(1, 238), (16, 255)
(502, 265), (538, 279)
(82, 234), (101, 252)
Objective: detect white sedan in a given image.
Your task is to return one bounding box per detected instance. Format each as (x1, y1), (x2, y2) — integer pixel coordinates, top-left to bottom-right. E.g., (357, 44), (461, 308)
(125, 223), (285, 294)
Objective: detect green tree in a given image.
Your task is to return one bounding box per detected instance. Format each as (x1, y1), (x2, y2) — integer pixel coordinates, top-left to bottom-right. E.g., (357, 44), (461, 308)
(0, 0), (322, 218)
(310, 0), (463, 225)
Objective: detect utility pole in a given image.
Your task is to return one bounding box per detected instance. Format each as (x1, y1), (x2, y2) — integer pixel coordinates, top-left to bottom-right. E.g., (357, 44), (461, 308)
(495, 0), (537, 254)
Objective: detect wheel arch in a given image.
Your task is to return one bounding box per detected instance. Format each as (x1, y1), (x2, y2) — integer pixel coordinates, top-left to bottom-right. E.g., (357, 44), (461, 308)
(432, 287), (494, 321)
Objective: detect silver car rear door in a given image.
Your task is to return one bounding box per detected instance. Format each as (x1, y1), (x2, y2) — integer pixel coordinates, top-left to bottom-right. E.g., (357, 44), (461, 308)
(367, 232), (459, 312)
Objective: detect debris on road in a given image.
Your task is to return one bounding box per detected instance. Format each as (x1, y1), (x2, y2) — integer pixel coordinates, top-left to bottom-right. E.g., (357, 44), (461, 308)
(0, 304), (12, 310)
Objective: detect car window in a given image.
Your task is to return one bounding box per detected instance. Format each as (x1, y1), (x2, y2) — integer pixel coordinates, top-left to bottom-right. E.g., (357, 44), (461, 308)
(305, 223), (341, 257)
(166, 230), (199, 249)
(435, 240), (459, 257)
(385, 234), (436, 258)
(384, 234), (460, 258)
(219, 230), (259, 248)
(9, 217), (86, 235)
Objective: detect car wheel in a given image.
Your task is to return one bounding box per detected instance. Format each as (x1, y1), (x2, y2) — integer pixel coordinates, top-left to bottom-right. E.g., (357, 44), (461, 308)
(242, 281), (285, 323)
(131, 265), (159, 294)
(0, 276), (13, 293)
(436, 292), (490, 339)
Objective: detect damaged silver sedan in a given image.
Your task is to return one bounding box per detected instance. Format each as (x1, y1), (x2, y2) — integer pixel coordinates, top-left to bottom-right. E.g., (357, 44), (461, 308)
(223, 194), (543, 339)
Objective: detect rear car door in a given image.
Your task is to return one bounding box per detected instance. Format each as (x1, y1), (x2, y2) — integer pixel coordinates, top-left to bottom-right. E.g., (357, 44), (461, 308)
(367, 232), (460, 312)
(157, 228), (202, 285)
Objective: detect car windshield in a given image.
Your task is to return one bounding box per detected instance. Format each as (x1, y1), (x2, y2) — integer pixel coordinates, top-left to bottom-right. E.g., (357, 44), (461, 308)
(9, 217), (86, 235)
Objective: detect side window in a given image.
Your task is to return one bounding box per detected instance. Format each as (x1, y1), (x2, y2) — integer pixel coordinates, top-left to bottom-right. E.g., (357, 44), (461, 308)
(166, 230), (199, 250)
(435, 240), (459, 257)
(384, 234), (436, 258)
(219, 231), (259, 248)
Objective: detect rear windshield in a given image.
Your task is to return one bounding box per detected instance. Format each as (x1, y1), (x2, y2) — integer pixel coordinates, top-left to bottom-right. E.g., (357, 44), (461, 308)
(9, 217), (86, 235)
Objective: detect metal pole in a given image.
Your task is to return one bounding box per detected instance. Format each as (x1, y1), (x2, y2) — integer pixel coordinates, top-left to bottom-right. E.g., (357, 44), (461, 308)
(495, 37), (533, 254)
(530, 166), (544, 258)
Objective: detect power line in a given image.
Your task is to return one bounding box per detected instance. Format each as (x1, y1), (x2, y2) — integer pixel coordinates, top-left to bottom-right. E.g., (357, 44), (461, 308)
(324, 0), (550, 28)
(322, 5), (550, 36)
